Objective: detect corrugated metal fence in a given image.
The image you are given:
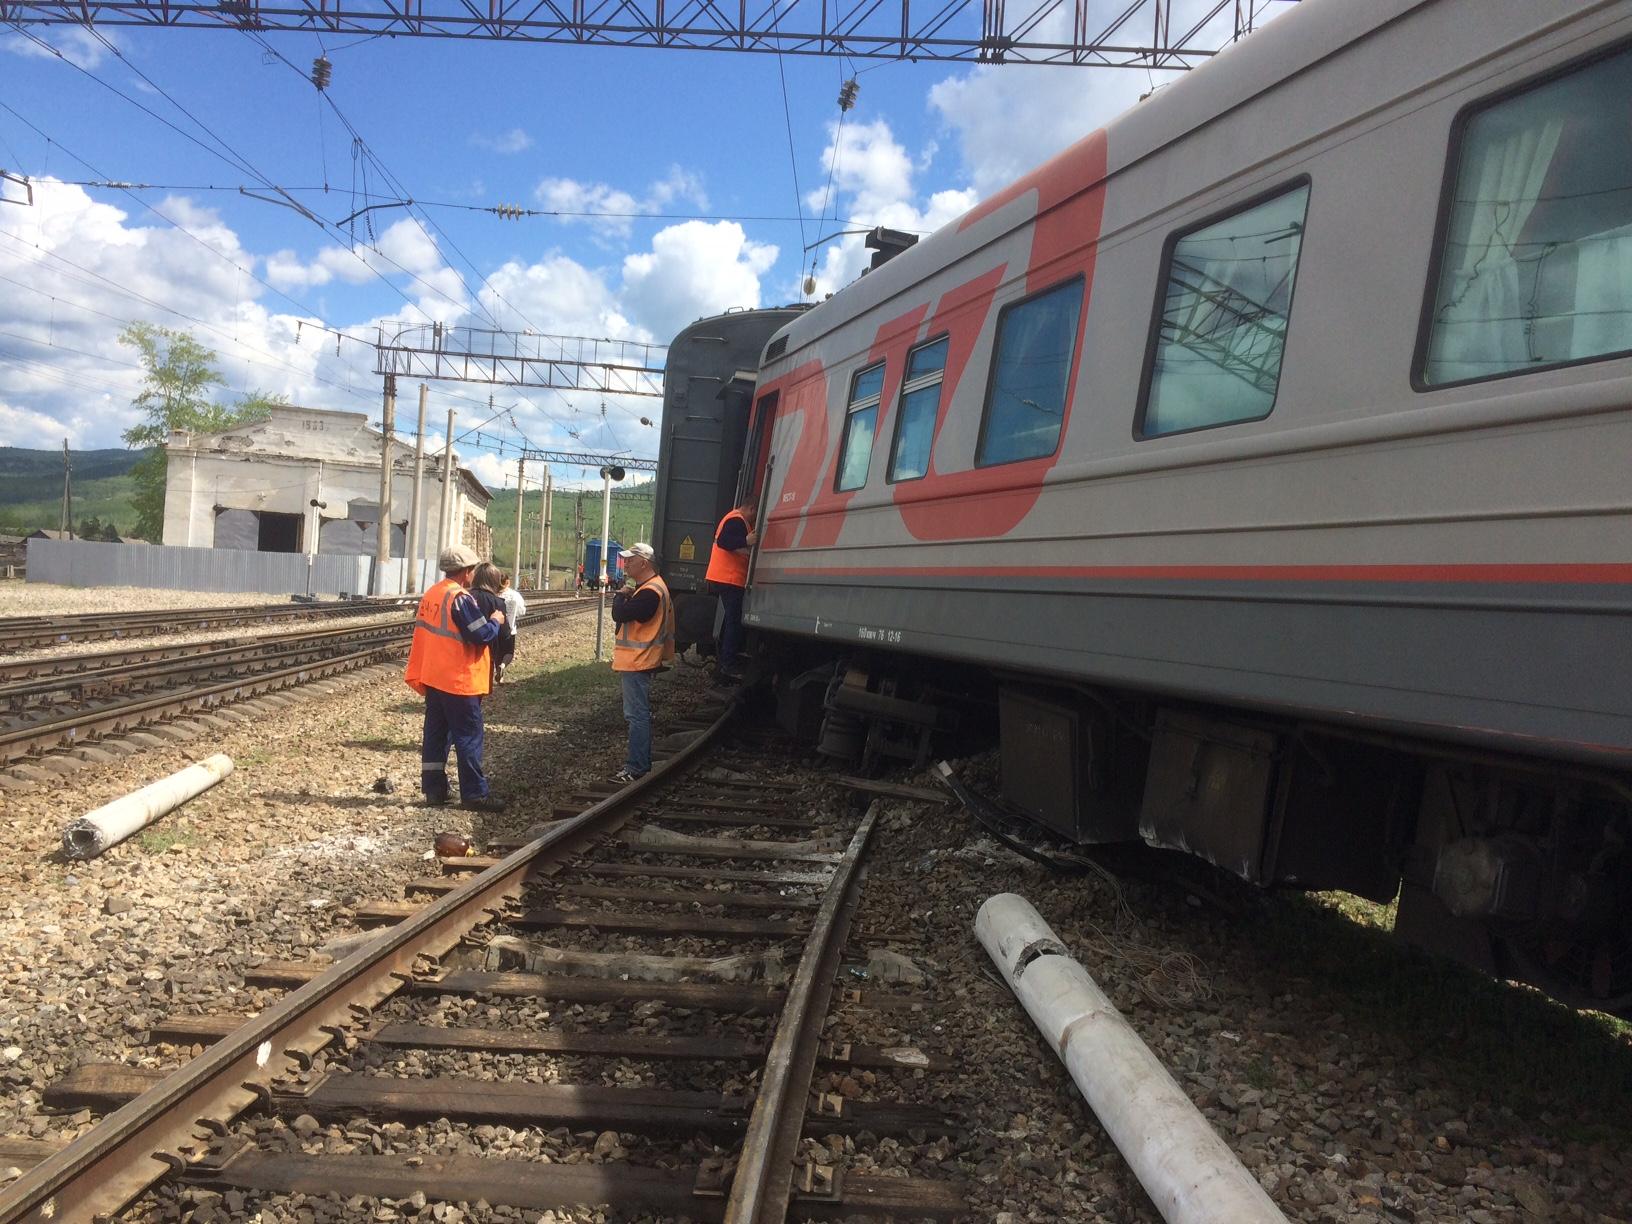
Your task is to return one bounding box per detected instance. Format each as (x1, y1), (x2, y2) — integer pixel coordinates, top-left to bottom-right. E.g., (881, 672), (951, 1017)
(25, 540), (437, 596)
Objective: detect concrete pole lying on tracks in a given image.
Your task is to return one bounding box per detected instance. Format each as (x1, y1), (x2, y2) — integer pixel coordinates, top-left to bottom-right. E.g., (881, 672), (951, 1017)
(975, 893), (1288, 1224)
(62, 754), (235, 860)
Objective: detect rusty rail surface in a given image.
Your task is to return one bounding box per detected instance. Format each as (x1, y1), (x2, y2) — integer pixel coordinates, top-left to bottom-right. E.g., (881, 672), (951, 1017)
(724, 807), (880, 1223)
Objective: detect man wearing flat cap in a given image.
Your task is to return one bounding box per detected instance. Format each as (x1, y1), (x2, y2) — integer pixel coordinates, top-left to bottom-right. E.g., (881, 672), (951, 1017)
(609, 543), (674, 783)
(404, 545), (507, 811)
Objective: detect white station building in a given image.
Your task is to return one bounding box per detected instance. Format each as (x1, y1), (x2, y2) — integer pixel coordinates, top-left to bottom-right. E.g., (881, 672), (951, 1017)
(161, 404), (492, 566)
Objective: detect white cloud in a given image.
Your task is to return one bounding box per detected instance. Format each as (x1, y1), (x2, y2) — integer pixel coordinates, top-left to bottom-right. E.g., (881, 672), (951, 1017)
(257, 218), (469, 318)
(0, 181), (778, 457)
(926, 1), (1275, 194)
(470, 127), (533, 154)
(534, 166), (710, 238)
(799, 117), (977, 297)
(0, 398), (95, 448)
(927, 64), (1147, 196)
(0, 26), (120, 70)
(465, 451), (513, 490)
(621, 221), (778, 341)
(265, 249), (332, 291)
(478, 254), (634, 338)
(0, 181), (387, 447)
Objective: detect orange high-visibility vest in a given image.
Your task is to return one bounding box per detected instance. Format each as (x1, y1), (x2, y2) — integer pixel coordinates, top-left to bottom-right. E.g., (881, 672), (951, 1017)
(612, 575), (675, 673)
(705, 510), (750, 587)
(405, 577), (491, 697)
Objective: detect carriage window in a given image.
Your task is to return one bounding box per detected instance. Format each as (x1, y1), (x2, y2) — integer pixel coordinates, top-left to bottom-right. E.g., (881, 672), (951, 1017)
(1422, 46), (1632, 385)
(1139, 183), (1310, 438)
(976, 279), (1083, 466)
(835, 362), (885, 491)
(888, 337), (950, 482)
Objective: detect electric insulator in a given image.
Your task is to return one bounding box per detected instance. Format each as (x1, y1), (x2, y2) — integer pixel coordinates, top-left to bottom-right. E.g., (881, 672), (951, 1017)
(311, 56), (332, 90)
(838, 78), (859, 111)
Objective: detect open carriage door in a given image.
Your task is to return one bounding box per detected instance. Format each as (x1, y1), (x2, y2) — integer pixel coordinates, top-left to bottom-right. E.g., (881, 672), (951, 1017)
(740, 390), (779, 587)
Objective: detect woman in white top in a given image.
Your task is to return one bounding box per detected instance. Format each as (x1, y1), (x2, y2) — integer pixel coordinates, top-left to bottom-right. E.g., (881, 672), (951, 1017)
(497, 575), (526, 682)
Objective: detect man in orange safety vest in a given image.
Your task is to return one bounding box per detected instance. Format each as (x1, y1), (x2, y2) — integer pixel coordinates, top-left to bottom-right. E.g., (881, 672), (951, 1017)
(609, 543), (674, 783)
(705, 496), (757, 680)
(405, 545), (507, 811)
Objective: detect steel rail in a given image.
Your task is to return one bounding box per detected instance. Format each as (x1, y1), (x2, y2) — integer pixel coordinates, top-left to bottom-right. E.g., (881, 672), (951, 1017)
(0, 617), (414, 688)
(0, 619), (414, 701)
(0, 641), (405, 763)
(1, 601), (594, 763)
(0, 691), (736, 1224)
(0, 600), (409, 653)
(723, 806), (879, 1222)
(0, 594), (579, 683)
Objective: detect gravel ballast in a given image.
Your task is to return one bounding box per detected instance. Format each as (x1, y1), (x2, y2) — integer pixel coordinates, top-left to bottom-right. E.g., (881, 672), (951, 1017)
(4, 622), (1629, 1223)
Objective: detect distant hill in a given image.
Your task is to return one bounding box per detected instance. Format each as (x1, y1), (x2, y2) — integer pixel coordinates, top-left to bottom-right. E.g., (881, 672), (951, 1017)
(0, 446), (144, 537)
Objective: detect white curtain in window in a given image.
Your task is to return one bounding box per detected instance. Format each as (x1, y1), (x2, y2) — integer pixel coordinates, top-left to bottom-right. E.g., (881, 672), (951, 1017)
(1571, 222), (1632, 358)
(1428, 118), (1564, 380)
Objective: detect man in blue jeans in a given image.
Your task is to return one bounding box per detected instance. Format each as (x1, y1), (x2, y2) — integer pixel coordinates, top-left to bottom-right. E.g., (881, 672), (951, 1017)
(609, 543), (675, 783)
(404, 545), (507, 811)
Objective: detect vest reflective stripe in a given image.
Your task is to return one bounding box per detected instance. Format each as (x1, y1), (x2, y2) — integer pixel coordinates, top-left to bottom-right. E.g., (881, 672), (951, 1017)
(612, 576), (676, 673)
(705, 511), (750, 587)
(404, 578), (491, 697)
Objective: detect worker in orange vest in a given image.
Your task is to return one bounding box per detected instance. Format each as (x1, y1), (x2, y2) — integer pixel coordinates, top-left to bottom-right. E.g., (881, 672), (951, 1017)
(405, 545), (507, 811)
(705, 496), (757, 681)
(609, 543), (674, 783)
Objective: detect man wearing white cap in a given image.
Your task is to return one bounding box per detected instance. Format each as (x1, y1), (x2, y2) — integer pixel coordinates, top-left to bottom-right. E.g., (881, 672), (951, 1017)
(404, 545), (507, 811)
(609, 543), (674, 783)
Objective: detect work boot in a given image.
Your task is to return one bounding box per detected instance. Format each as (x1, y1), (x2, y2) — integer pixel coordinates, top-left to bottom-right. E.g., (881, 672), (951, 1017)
(460, 795), (507, 813)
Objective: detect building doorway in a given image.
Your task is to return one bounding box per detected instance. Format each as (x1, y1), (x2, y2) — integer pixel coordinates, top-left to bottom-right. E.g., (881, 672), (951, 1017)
(256, 511), (302, 553)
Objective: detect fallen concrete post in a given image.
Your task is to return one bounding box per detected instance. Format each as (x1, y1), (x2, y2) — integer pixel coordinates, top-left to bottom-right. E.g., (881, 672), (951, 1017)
(61, 754), (234, 860)
(976, 892), (1288, 1224)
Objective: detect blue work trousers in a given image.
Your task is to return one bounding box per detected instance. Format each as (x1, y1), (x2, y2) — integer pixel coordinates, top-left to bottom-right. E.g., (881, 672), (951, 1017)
(621, 670), (653, 776)
(422, 687), (488, 800)
(717, 584), (745, 669)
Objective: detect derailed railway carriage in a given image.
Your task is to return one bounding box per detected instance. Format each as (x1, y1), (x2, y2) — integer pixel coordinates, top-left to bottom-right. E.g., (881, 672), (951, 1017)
(659, 0), (1632, 1015)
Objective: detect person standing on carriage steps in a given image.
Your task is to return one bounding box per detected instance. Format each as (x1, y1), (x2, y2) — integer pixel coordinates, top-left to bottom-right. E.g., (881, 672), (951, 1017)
(706, 496), (757, 680)
(404, 545), (507, 812)
(610, 543), (675, 784)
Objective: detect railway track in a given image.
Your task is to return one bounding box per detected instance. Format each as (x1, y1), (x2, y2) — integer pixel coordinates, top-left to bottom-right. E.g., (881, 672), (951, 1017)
(0, 600), (412, 655)
(0, 591), (579, 657)
(0, 600), (595, 770)
(0, 707), (964, 1223)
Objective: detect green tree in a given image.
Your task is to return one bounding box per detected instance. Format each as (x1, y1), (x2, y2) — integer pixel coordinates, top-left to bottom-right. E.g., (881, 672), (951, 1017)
(100, 521), (121, 542)
(78, 515), (102, 540)
(119, 323), (284, 540)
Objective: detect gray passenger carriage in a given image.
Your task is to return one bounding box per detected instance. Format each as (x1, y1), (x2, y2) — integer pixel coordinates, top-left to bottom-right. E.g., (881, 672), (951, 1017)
(725, 0), (1632, 1013)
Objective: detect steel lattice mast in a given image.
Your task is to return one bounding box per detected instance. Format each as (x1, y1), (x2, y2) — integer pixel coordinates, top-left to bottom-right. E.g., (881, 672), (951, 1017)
(0, 0), (1242, 68)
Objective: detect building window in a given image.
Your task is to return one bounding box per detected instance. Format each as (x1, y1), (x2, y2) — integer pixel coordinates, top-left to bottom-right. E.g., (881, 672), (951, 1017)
(835, 361), (885, 491)
(976, 279), (1083, 466)
(888, 337), (950, 482)
(1421, 45), (1632, 386)
(1139, 183), (1310, 439)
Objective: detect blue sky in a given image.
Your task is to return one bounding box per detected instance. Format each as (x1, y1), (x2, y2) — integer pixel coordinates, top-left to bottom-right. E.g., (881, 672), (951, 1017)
(0, 5), (1274, 488)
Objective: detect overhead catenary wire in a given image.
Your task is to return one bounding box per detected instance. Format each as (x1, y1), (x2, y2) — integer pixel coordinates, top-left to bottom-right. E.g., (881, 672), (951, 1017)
(1, 32), (648, 467)
(8, 24), (476, 319)
(767, 2), (810, 281)
(28, 179), (911, 230)
(240, 32), (665, 463)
